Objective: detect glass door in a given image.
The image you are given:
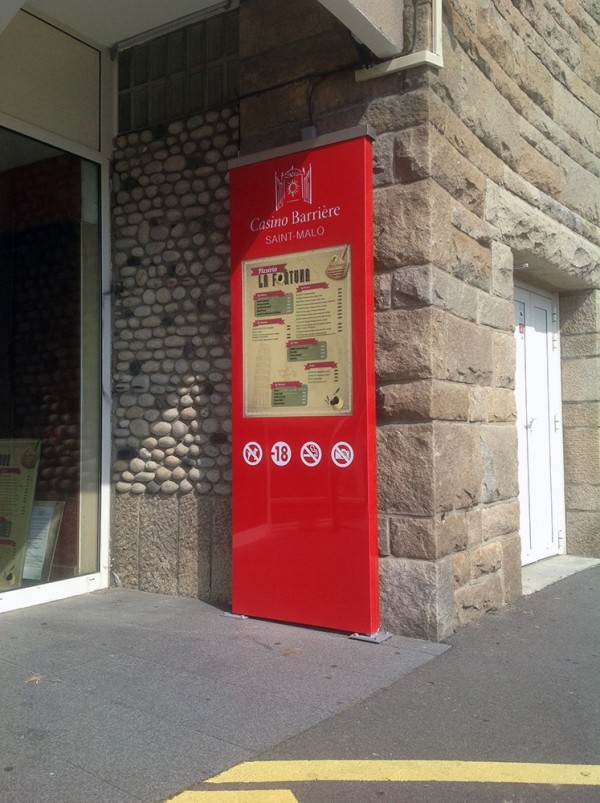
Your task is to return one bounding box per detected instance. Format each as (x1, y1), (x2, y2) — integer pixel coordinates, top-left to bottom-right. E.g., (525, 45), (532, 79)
(0, 127), (101, 594)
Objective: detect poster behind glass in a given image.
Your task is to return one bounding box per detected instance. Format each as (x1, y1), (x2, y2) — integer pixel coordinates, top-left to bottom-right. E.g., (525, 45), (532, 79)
(242, 243), (352, 418)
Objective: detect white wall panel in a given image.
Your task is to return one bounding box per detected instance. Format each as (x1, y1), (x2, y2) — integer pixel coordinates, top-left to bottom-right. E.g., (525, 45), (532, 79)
(0, 12), (100, 150)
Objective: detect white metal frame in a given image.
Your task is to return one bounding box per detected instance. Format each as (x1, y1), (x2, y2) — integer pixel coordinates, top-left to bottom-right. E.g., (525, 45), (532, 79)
(0, 43), (115, 614)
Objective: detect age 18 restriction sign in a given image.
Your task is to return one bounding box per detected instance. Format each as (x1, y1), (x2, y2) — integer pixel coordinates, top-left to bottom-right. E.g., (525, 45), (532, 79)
(229, 127), (379, 635)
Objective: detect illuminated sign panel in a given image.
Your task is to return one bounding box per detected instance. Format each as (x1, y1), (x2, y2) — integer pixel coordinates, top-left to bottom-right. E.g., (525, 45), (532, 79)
(229, 127), (379, 634)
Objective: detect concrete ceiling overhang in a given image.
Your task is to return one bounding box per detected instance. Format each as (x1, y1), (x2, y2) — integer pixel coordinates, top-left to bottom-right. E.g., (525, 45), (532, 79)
(2, 0), (402, 58)
(2, 1), (234, 46)
(316, 0), (403, 59)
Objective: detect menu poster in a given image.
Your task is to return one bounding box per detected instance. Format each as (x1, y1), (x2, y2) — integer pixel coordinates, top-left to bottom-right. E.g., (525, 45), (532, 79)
(0, 439), (41, 591)
(243, 243), (352, 417)
(23, 502), (64, 583)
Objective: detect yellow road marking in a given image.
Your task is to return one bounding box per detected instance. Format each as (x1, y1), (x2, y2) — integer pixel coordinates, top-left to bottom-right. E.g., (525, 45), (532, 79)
(206, 759), (600, 786)
(166, 791), (298, 802)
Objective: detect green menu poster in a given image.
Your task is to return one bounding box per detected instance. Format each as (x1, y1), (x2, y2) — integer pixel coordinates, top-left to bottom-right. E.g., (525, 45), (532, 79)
(242, 244), (353, 417)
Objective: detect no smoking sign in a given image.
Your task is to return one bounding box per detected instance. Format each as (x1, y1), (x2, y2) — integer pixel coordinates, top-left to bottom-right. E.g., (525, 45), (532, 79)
(300, 441), (322, 467)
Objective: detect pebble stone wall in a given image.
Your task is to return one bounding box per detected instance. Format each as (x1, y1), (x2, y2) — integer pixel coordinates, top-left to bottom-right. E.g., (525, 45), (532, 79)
(111, 108), (238, 499)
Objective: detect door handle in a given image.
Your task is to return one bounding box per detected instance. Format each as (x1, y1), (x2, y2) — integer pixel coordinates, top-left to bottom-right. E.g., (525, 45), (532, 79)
(525, 418), (536, 430)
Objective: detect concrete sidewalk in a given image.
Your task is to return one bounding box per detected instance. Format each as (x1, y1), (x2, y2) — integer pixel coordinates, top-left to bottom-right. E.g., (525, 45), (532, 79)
(225, 563), (599, 801)
(0, 587), (447, 802)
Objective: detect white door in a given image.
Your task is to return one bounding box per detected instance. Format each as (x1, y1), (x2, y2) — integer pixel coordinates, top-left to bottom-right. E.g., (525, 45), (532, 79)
(514, 285), (565, 565)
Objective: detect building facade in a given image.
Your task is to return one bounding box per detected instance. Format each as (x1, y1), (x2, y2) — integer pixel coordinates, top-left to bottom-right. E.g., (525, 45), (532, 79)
(0, 0), (598, 639)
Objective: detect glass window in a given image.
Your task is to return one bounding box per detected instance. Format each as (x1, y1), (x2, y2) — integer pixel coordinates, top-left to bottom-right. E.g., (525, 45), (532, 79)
(0, 128), (101, 591)
(118, 49), (131, 90)
(187, 23), (205, 68)
(189, 70), (205, 110)
(132, 47), (148, 86)
(118, 93), (131, 134)
(117, 9), (239, 133)
(149, 82), (167, 125)
(226, 12), (239, 57)
(133, 87), (149, 129)
(148, 39), (167, 81)
(207, 64), (224, 108)
(167, 75), (186, 121)
(168, 29), (186, 74)
(205, 16), (224, 61)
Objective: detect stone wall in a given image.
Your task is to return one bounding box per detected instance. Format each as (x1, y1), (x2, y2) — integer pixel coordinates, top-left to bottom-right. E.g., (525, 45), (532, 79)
(375, 0), (600, 633)
(110, 107), (238, 601)
(427, 0), (600, 607)
(561, 289), (600, 556)
(238, 0), (600, 638)
(238, 0), (380, 154)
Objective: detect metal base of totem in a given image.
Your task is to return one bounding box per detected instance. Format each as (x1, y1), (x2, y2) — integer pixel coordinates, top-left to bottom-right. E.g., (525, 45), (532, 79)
(349, 630), (393, 644)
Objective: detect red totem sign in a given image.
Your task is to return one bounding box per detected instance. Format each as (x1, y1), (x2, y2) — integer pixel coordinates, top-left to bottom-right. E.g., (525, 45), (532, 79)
(229, 127), (379, 634)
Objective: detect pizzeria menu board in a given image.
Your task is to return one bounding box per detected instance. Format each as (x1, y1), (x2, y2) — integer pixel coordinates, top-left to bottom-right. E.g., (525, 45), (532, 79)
(0, 439), (41, 590)
(243, 244), (352, 417)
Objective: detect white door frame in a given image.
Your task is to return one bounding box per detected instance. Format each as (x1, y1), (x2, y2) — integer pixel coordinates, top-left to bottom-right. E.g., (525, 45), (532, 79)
(514, 282), (566, 565)
(0, 41), (114, 614)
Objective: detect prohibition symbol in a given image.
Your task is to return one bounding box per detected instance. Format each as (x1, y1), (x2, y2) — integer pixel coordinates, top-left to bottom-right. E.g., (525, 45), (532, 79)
(300, 441), (322, 467)
(243, 441), (262, 466)
(271, 441), (292, 466)
(331, 441), (354, 468)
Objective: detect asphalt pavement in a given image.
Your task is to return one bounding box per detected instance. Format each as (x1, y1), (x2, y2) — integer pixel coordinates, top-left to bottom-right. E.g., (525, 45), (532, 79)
(1, 561), (598, 802)
(194, 562), (600, 802)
